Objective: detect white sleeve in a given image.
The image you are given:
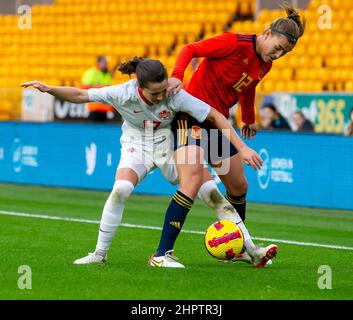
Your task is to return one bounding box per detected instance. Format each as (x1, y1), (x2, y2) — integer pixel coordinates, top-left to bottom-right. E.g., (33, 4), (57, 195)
(88, 85), (123, 109)
(170, 89), (211, 123)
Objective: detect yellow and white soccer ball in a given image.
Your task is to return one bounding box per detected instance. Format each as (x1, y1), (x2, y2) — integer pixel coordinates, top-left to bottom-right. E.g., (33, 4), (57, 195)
(204, 220), (244, 260)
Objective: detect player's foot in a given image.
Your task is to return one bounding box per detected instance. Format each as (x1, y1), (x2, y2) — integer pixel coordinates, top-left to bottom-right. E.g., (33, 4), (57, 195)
(232, 251), (253, 264)
(250, 244), (278, 268)
(222, 251), (272, 266)
(73, 251), (107, 265)
(147, 250), (185, 268)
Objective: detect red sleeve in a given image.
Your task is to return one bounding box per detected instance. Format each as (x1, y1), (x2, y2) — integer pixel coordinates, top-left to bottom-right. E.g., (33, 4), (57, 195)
(171, 32), (238, 81)
(239, 87), (256, 125)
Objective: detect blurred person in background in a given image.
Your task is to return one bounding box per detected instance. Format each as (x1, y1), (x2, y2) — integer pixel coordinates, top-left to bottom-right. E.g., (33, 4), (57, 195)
(292, 110), (314, 132)
(81, 55), (117, 122)
(260, 103), (291, 130)
(344, 108), (353, 136)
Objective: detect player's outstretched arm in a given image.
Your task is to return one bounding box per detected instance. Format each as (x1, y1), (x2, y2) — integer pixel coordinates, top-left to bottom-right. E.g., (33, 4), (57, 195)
(206, 108), (262, 171)
(21, 81), (90, 104)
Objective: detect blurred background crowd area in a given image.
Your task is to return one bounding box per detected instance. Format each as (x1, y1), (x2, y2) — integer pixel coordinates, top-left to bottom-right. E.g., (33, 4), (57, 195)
(0, 0), (352, 135)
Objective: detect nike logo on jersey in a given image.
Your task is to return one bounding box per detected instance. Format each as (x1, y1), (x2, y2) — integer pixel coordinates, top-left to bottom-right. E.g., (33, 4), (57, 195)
(133, 109), (143, 113)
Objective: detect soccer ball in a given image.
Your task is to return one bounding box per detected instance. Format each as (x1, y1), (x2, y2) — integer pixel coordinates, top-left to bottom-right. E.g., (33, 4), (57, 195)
(204, 220), (244, 260)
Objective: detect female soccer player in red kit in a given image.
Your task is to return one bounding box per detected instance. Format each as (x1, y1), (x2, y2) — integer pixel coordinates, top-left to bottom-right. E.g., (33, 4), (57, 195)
(151, 5), (305, 267)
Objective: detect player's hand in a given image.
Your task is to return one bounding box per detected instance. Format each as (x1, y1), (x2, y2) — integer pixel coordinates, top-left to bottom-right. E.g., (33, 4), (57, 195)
(241, 123), (257, 140)
(167, 77), (183, 98)
(239, 146), (263, 171)
(21, 81), (51, 92)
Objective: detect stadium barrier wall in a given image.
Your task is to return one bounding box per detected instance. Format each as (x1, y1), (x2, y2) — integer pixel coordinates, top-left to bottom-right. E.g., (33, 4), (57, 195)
(0, 122), (352, 210)
(0, 121), (179, 196)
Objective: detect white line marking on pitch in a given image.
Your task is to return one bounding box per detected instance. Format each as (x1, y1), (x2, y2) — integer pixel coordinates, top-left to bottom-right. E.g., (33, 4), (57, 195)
(1, 210), (353, 251)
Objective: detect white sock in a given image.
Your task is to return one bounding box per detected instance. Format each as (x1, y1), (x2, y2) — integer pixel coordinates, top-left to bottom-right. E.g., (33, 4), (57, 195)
(95, 180), (134, 254)
(198, 180), (256, 252)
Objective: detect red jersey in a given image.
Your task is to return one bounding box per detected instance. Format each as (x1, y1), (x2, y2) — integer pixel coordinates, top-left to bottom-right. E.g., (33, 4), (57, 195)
(171, 32), (272, 124)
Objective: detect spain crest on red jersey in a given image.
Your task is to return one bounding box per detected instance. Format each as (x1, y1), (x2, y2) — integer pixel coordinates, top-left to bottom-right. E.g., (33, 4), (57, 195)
(191, 126), (202, 139)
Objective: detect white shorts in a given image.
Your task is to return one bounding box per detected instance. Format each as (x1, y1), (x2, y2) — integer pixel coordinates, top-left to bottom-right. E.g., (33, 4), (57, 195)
(117, 137), (178, 185)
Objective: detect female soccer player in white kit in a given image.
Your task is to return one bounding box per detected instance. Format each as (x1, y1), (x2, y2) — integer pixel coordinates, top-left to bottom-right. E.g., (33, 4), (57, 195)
(22, 57), (273, 268)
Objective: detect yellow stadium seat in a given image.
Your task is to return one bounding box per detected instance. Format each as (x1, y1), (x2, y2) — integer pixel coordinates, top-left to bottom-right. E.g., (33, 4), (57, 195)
(0, 0), (351, 94)
(325, 56), (339, 68)
(342, 56), (353, 68)
(262, 80), (275, 92)
(345, 81), (353, 92)
(338, 82), (346, 91)
(296, 68), (309, 81)
(273, 81), (287, 92)
(341, 43), (353, 55)
(257, 9), (272, 22)
(0, 100), (13, 120)
(343, 21), (353, 32)
(296, 81), (308, 92)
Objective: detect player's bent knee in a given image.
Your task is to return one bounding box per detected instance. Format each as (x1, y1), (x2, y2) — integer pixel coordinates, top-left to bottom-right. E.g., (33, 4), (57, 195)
(208, 188), (224, 206)
(199, 180), (223, 207)
(111, 180), (135, 203)
(240, 179), (248, 193)
(227, 179), (248, 196)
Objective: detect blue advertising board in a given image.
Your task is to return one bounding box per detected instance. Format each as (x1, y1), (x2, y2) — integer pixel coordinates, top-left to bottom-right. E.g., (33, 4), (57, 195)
(243, 131), (353, 210)
(0, 122), (352, 210)
(0, 122), (178, 195)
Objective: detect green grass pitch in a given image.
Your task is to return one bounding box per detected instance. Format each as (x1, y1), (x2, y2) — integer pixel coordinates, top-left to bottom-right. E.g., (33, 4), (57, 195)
(0, 183), (353, 300)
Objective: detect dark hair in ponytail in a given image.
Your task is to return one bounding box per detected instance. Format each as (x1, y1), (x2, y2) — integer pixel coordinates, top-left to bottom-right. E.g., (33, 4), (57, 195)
(267, 3), (306, 45)
(118, 57), (168, 88)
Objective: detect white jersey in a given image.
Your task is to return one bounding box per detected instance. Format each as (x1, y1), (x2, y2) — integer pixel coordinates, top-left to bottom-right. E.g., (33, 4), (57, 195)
(88, 78), (210, 143)
(88, 79), (211, 184)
